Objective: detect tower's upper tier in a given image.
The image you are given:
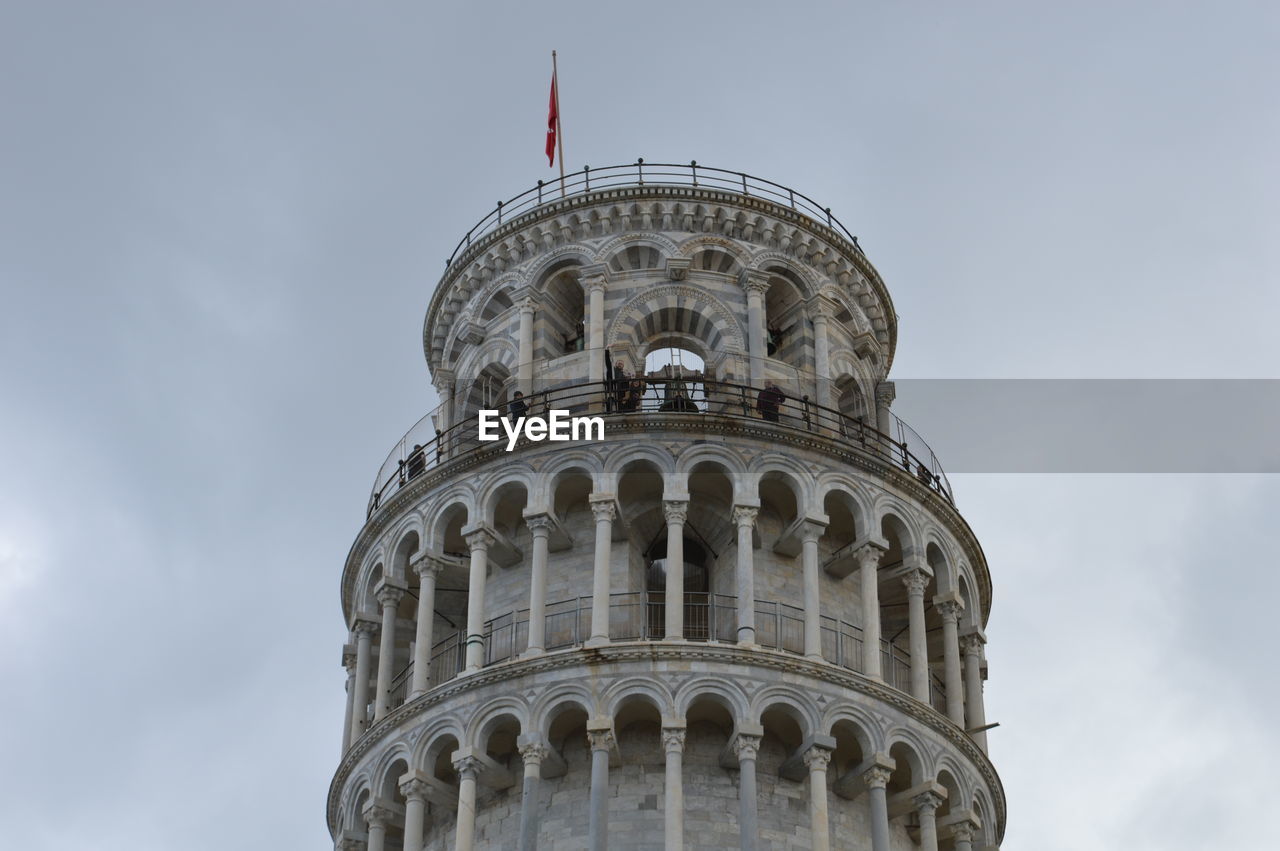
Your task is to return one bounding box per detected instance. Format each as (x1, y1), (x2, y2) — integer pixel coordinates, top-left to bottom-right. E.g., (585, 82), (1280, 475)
(422, 161), (897, 383)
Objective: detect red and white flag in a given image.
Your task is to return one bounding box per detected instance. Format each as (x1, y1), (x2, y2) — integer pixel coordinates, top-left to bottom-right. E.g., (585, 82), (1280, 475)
(545, 73), (558, 167)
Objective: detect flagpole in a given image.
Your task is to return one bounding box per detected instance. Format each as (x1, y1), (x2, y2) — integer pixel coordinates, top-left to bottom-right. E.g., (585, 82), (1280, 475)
(553, 50), (566, 198)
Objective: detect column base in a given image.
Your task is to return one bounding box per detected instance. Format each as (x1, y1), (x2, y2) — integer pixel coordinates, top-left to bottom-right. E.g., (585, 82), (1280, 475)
(584, 636), (611, 648)
(805, 653), (825, 663)
(521, 647), (546, 659)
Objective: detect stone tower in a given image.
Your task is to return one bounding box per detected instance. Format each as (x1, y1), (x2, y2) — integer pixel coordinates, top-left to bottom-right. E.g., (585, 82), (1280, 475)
(329, 162), (1004, 850)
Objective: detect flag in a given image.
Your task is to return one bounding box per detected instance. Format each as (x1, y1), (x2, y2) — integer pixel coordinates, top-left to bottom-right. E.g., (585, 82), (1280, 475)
(546, 73), (558, 167)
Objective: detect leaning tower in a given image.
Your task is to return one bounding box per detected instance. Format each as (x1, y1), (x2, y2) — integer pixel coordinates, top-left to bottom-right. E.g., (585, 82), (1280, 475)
(329, 162), (1004, 850)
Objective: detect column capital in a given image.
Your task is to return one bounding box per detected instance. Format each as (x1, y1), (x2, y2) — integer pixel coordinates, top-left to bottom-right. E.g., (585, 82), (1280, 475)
(518, 295), (537, 315)
(398, 771), (430, 803)
(862, 766), (892, 789)
(452, 754), (481, 779)
(960, 627), (987, 656)
(362, 800), (397, 828)
(410, 553), (446, 579)
(351, 615), (379, 639)
(934, 595), (965, 623)
(580, 263), (610, 290)
(587, 730), (616, 752)
(951, 822), (977, 843)
(589, 496), (617, 523)
(740, 268), (772, 295)
(732, 505), (759, 527)
(336, 835), (365, 851)
(800, 517), (828, 544)
(462, 526), (496, 553)
(663, 499), (689, 526)
(902, 568), (930, 597)
(734, 733), (762, 762)
(913, 790), (945, 815)
(851, 538), (888, 567)
(519, 741), (550, 765)
(874, 380), (896, 407)
(342, 645), (357, 672)
(802, 744), (832, 772)
(805, 293), (838, 321)
(523, 511), (556, 535)
(664, 257), (691, 280)
(374, 578), (407, 608)
(661, 726), (687, 754)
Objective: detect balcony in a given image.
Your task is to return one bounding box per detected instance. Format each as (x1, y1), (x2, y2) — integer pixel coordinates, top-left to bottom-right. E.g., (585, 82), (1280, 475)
(367, 377), (954, 519)
(382, 593), (948, 719)
(441, 159), (865, 271)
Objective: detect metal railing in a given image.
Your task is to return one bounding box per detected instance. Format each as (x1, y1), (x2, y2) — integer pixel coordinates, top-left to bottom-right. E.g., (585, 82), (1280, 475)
(367, 377), (953, 518)
(444, 160), (864, 270)
(383, 594), (946, 717)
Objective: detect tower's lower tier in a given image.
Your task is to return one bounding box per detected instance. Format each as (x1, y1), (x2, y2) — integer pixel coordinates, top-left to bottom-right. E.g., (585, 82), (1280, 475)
(330, 645), (1003, 850)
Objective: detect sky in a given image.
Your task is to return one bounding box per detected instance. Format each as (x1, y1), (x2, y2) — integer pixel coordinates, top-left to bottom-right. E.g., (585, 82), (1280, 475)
(1, 2), (1277, 848)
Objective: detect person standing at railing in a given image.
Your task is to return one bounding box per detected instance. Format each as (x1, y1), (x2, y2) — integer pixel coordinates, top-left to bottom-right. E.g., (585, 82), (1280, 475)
(757, 381), (785, 422)
(508, 391), (529, 421)
(406, 444), (426, 480)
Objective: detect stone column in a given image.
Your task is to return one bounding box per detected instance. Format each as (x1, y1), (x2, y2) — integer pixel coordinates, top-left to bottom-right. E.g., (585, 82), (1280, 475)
(915, 791), (944, 851)
(340, 646), (356, 754)
(961, 630), (989, 751)
(587, 729), (615, 851)
(742, 272), (770, 384)
(517, 741), (549, 851)
(953, 822), (977, 851)
(349, 618), (377, 743)
(735, 734), (761, 851)
(524, 514), (553, 655)
(662, 725), (686, 850)
(874, 381), (896, 438)
(453, 754), (480, 851)
(584, 268), (609, 383)
(663, 500), (688, 641)
(935, 595), (966, 726)
(409, 556), (443, 697)
(853, 543), (884, 678)
(804, 745), (833, 851)
(363, 802), (393, 851)
(733, 506), (758, 645)
(809, 297), (833, 410)
(517, 295), (536, 395)
(464, 529), (495, 672)
(588, 496), (616, 646)
(801, 520), (826, 661)
(903, 568), (931, 702)
(862, 766), (892, 851)
(373, 580), (406, 720)
(399, 773), (430, 851)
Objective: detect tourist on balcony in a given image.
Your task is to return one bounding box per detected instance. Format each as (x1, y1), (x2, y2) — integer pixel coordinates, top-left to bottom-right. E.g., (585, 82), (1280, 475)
(406, 444), (426, 479)
(757, 382), (786, 422)
(508, 391), (529, 420)
(617, 365), (646, 412)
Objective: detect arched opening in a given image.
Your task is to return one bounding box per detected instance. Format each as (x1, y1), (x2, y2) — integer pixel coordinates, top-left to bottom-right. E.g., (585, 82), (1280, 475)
(463, 363), (512, 421)
(642, 345), (706, 412)
(763, 269), (805, 366)
(834, 374), (870, 425)
(645, 535), (710, 639)
(878, 514), (915, 693)
(544, 268), (585, 356)
(429, 504), (470, 684)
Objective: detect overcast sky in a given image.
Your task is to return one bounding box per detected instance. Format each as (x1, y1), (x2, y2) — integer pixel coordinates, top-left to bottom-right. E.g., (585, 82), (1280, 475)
(1, 2), (1276, 849)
